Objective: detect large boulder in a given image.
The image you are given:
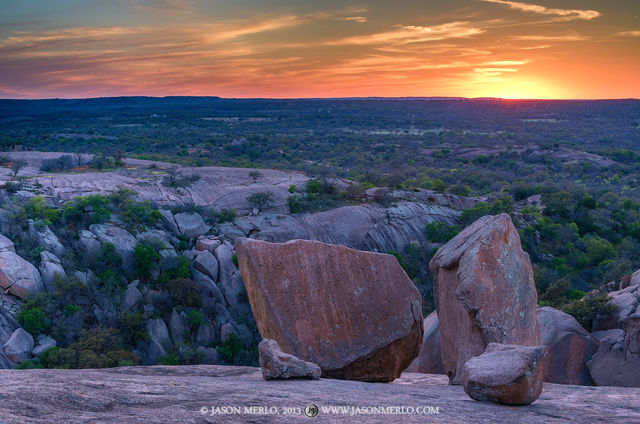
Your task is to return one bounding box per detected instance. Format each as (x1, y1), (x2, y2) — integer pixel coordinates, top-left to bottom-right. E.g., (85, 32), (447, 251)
(0, 251), (44, 299)
(587, 314), (640, 387)
(38, 251), (67, 292)
(429, 214), (540, 384)
(259, 339), (321, 380)
(174, 212), (209, 239)
(3, 328), (34, 364)
(406, 311), (444, 374)
(537, 306), (599, 385)
(89, 224), (138, 278)
(236, 238), (423, 382)
(462, 343), (549, 405)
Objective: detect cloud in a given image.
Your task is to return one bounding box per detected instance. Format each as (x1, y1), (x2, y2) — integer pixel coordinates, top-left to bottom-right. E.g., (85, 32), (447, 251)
(617, 31), (640, 37)
(511, 34), (587, 41)
(480, 0), (601, 21)
(326, 21), (484, 45)
(342, 16), (368, 23)
(122, 0), (192, 13)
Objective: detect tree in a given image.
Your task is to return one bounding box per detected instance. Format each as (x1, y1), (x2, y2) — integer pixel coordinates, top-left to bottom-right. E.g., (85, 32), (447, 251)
(246, 192), (274, 213)
(10, 160), (26, 177)
(249, 170), (262, 183)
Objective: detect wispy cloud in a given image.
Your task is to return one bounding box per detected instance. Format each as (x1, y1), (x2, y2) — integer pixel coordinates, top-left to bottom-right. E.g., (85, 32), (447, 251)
(617, 30), (640, 37)
(326, 21), (484, 45)
(342, 16), (368, 23)
(511, 34), (588, 41)
(480, 0), (601, 21)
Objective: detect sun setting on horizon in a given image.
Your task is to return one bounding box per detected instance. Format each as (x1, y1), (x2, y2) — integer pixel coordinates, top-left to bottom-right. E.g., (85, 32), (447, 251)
(0, 0), (638, 99)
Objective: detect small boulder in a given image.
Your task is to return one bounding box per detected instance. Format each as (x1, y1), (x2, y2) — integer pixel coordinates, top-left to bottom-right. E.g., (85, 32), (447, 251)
(236, 238), (423, 382)
(259, 339), (321, 381)
(196, 236), (221, 253)
(406, 311), (444, 374)
(462, 343), (549, 406)
(32, 335), (57, 357)
(537, 306), (599, 385)
(3, 328), (34, 363)
(220, 322), (238, 343)
(158, 209), (180, 235)
(174, 212), (209, 239)
(0, 251), (44, 299)
(193, 250), (218, 282)
(430, 214), (541, 384)
(168, 309), (187, 345)
(121, 281), (143, 311)
(38, 251), (67, 292)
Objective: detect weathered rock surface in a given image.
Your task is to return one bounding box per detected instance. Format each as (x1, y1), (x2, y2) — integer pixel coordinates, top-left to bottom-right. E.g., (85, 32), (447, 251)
(3, 328), (34, 364)
(462, 343), (549, 405)
(174, 212), (209, 239)
(38, 251), (66, 292)
(0, 251), (44, 299)
(0, 365), (638, 423)
(537, 306), (599, 385)
(225, 202), (459, 253)
(430, 214), (541, 384)
(258, 339), (321, 380)
(236, 238), (423, 382)
(146, 318), (172, 352)
(406, 311), (444, 374)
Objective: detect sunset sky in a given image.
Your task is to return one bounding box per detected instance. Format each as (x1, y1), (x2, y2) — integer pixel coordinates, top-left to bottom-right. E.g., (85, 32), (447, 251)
(1, 0), (638, 99)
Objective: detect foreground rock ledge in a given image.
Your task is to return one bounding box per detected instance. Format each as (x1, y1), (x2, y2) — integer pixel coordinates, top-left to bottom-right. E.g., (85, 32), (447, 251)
(236, 238), (423, 382)
(0, 365), (638, 424)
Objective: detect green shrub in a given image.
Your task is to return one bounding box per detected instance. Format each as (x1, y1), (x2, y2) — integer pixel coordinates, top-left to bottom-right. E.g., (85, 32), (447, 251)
(120, 200), (161, 231)
(63, 304), (82, 317)
(246, 192), (274, 212)
(17, 307), (49, 336)
(213, 208), (237, 223)
(562, 293), (618, 331)
(165, 278), (202, 308)
(217, 334), (245, 364)
(20, 196), (60, 226)
(62, 194), (111, 226)
(117, 311), (150, 348)
(425, 222), (460, 243)
(232, 253), (238, 267)
(186, 309), (206, 329)
(134, 242), (161, 281)
(98, 242), (121, 271)
(287, 195), (303, 213)
(97, 270), (125, 294)
(158, 353), (180, 365)
(17, 359), (43, 369)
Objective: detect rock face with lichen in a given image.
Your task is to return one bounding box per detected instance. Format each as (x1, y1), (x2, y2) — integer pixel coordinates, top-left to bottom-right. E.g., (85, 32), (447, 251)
(236, 238), (423, 382)
(430, 214), (541, 384)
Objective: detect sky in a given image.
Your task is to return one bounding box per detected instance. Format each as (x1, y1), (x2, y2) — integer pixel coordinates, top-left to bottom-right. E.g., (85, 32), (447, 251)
(0, 0), (638, 99)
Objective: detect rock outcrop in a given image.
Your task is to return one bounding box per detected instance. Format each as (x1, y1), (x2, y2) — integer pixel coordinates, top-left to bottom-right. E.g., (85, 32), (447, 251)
(258, 339), (321, 380)
(430, 214), (540, 384)
(38, 251), (67, 292)
(0, 251), (44, 299)
(462, 343), (548, 405)
(236, 238), (423, 382)
(224, 201), (460, 253)
(537, 306), (599, 385)
(406, 311), (444, 374)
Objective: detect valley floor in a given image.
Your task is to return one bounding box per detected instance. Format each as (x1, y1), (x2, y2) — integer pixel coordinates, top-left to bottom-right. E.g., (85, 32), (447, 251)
(0, 365), (637, 423)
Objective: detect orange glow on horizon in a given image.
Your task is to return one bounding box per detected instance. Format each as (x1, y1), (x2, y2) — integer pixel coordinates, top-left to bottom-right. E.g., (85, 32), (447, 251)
(0, 1), (638, 99)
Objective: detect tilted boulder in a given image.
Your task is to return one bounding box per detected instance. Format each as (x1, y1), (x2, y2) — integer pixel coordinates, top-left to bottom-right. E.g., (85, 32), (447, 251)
(193, 250), (218, 282)
(236, 238), (423, 382)
(3, 328), (34, 364)
(462, 343), (549, 405)
(28, 220), (65, 257)
(406, 311), (444, 374)
(0, 251), (44, 299)
(39, 251), (67, 292)
(430, 214), (540, 384)
(537, 306), (599, 385)
(259, 339), (321, 380)
(0, 234), (15, 253)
